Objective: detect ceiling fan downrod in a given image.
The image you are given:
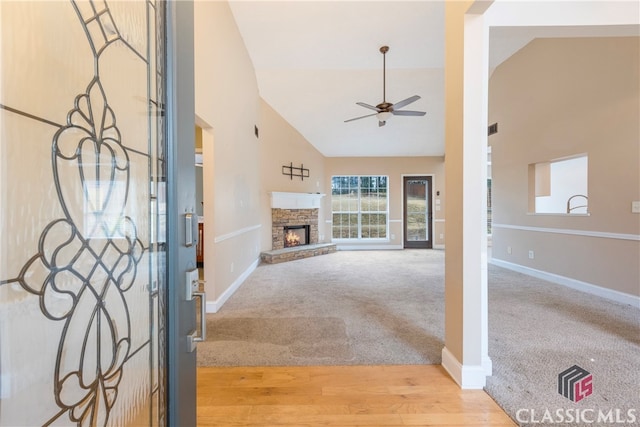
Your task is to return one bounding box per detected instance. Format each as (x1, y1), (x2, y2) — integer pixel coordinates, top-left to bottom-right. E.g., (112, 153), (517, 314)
(380, 45), (389, 104)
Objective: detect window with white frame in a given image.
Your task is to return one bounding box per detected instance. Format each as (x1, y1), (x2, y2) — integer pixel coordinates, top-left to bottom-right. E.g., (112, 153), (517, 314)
(331, 176), (388, 239)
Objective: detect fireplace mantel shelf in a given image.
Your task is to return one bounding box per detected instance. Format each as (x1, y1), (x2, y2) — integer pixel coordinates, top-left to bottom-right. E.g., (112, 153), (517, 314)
(269, 192), (325, 209)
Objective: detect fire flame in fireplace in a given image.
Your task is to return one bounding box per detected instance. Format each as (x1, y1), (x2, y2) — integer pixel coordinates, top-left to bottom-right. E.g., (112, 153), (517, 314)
(285, 230), (301, 247)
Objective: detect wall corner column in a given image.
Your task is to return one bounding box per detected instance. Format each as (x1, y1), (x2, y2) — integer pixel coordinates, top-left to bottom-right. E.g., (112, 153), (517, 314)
(442, 0), (492, 389)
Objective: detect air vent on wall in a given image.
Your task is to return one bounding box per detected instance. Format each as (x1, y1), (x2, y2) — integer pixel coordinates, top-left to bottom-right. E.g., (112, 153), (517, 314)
(488, 123), (498, 136)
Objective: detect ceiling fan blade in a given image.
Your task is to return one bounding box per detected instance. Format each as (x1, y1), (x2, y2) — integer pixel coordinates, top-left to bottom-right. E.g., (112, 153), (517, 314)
(392, 110), (426, 116)
(378, 120), (386, 127)
(391, 95), (421, 110)
(344, 112), (377, 123)
(356, 102), (381, 112)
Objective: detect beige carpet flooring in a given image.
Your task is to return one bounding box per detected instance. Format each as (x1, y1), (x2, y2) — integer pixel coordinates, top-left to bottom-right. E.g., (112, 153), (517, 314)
(199, 249), (445, 366)
(198, 249), (640, 426)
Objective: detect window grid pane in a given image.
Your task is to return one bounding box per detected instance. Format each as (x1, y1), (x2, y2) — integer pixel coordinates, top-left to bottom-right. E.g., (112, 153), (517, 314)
(331, 176), (388, 240)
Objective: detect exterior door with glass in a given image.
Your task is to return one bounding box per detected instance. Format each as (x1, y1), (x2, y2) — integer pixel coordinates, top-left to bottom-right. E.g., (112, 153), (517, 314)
(403, 176), (433, 249)
(0, 1), (194, 425)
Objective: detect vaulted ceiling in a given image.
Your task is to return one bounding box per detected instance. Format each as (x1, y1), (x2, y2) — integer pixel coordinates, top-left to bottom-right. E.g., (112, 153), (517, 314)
(229, 1), (639, 158)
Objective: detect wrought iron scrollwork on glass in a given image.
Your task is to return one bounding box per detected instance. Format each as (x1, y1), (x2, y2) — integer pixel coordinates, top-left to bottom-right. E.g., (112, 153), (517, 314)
(0, 1), (165, 425)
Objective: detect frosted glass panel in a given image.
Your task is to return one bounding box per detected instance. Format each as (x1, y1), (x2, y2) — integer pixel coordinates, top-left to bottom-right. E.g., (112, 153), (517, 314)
(406, 179), (429, 241)
(0, 1), (166, 426)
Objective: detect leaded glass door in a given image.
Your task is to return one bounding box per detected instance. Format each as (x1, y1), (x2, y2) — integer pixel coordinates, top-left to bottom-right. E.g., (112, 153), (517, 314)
(1, 1), (168, 425)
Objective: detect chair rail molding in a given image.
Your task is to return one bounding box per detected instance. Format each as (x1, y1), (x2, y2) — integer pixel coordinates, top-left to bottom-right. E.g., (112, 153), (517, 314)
(492, 223), (640, 241)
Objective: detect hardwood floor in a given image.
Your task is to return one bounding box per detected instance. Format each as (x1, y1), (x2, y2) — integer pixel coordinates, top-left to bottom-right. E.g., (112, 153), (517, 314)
(197, 365), (516, 426)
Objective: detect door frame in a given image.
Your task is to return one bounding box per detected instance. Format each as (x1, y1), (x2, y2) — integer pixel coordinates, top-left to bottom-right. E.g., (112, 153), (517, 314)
(166, 0), (198, 425)
(402, 175), (433, 249)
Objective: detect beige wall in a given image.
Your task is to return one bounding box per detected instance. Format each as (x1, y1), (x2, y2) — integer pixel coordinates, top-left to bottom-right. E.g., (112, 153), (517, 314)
(194, 1), (261, 301)
(258, 99), (327, 250)
(257, 97), (447, 251)
(325, 157), (445, 248)
(443, 0), (472, 371)
(489, 37), (640, 297)
(258, 98), (447, 250)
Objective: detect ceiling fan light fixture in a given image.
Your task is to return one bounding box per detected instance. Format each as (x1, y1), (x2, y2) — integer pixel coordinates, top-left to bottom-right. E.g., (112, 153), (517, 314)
(376, 111), (392, 121)
(344, 45), (426, 126)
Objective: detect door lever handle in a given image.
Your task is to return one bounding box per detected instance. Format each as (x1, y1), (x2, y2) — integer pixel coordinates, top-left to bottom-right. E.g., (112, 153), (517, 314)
(186, 269), (207, 352)
(187, 290), (206, 352)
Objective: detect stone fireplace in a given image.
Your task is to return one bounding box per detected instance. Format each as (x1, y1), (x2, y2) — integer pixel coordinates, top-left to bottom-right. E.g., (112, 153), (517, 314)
(271, 208), (318, 250)
(261, 192), (336, 264)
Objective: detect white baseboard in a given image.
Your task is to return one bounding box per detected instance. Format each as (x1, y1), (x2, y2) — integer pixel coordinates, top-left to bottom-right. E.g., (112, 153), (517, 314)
(336, 244), (443, 250)
(336, 244), (404, 250)
(441, 347), (489, 389)
(482, 356), (493, 377)
(490, 258), (640, 308)
(205, 258), (260, 313)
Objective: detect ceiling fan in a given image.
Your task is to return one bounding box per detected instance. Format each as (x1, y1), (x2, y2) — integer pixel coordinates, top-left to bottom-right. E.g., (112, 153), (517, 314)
(345, 45), (426, 127)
